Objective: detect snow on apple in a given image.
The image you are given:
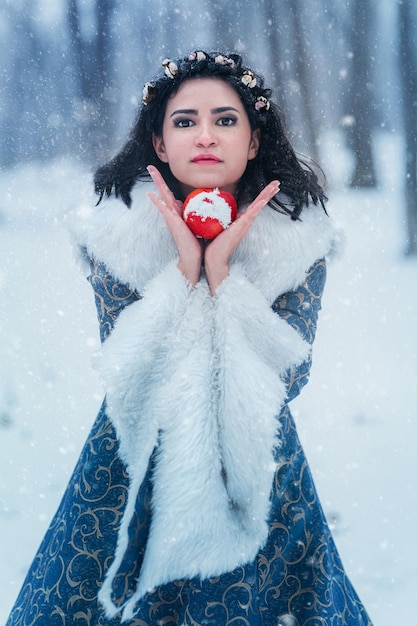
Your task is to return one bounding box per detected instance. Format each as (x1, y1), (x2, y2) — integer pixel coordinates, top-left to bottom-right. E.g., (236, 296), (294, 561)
(182, 188), (238, 239)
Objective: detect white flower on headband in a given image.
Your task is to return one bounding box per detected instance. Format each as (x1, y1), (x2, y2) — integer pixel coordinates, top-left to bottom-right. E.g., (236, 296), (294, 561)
(189, 51), (207, 62)
(162, 59), (179, 79)
(255, 95), (270, 112)
(142, 82), (156, 105)
(241, 70), (257, 88)
(214, 55), (235, 68)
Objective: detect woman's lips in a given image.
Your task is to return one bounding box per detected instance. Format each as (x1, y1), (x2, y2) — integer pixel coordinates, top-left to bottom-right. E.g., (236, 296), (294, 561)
(192, 154), (221, 165)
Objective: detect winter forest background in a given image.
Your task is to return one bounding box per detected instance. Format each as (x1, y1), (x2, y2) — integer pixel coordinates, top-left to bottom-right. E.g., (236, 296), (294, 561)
(2, 0), (417, 251)
(1, 0), (417, 623)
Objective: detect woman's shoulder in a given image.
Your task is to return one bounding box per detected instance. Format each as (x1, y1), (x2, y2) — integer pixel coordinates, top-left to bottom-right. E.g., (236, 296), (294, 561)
(232, 198), (339, 301)
(65, 179), (177, 290)
(69, 178), (155, 220)
(66, 180), (161, 245)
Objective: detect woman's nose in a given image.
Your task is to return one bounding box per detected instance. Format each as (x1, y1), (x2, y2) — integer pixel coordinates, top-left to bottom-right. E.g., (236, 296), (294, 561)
(195, 123), (218, 147)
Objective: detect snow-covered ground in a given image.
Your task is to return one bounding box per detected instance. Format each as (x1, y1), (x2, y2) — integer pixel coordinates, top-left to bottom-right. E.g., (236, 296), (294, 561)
(0, 133), (416, 624)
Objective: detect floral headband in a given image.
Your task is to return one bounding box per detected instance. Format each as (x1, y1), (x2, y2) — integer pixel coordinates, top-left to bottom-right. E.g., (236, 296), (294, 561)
(142, 50), (271, 113)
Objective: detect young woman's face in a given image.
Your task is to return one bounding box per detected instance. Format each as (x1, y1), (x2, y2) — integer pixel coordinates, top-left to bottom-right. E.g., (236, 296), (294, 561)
(153, 78), (260, 197)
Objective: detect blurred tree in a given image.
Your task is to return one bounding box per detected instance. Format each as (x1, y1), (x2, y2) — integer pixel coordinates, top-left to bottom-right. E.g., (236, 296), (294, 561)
(0, 3), (67, 166)
(398, 0), (417, 255)
(210, 1), (242, 50)
(343, 0), (377, 187)
(260, 0), (321, 159)
(0, 0), (404, 193)
(263, 0), (287, 115)
(287, 0), (319, 161)
(67, 0), (115, 163)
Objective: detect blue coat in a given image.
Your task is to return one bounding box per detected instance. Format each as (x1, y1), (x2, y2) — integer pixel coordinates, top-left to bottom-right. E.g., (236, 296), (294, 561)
(6, 183), (373, 625)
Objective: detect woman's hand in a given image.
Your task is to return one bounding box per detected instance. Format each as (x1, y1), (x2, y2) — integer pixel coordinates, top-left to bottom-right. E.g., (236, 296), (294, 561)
(204, 180), (280, 295)
(147, 165), (202, 287)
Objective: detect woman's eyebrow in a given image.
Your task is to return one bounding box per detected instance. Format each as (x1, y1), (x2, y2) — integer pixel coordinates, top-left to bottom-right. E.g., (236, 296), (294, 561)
(211, 106), (239, 114)
(170, 109), (198, 117)
(170, 106), (239, 118)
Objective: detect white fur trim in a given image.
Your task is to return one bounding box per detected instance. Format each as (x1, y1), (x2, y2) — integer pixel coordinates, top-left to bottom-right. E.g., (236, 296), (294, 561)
(231, 201), (336, 303)
(99, 262), (301, 619)
(66, 181), (178, 292)
(214, 264), (310, 537)
(97, 263), (311, 619)
(94, 260), (191, 467)
(97, 260), (191, 618)
(118, 279), (264, 620)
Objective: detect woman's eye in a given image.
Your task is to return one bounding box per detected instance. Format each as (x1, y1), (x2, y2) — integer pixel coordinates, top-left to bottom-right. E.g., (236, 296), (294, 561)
(174, 118), (194, 128)
(217, 117), (237, 127)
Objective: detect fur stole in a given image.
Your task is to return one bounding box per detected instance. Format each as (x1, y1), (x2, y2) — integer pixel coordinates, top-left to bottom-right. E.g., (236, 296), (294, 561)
(67, 181), (337, 621)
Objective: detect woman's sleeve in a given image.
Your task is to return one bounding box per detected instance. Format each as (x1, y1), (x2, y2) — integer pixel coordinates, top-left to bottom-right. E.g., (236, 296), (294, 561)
(271, 258), (327, 402)
(86, 256), (142, 343)
(213, 257), (326, 432)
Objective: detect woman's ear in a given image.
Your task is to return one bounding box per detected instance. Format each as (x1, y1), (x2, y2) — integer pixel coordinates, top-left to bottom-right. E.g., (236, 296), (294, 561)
(152, 134), (169, 163)
(248, 129), (261, 160)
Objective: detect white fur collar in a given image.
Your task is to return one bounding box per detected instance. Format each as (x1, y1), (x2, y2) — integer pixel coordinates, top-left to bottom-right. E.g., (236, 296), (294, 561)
(68, 180), (337, 300)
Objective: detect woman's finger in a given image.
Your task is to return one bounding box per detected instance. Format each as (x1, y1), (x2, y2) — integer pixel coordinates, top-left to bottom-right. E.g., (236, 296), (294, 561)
(236, 180), (280, 223)
(225, 180), (280, 239)
(205, 180), (280, 263)
(147, 165), (179, 211)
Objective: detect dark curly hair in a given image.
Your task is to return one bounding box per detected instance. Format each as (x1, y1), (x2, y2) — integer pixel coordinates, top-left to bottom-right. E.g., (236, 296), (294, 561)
(94, 50), (327, 220)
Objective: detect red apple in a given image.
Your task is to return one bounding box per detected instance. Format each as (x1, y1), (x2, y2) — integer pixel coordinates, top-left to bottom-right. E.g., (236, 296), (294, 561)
(182, 188), (238, 239)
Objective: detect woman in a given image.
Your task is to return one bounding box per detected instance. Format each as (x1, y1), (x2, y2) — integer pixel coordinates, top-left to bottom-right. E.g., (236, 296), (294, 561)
(7, 50), (373, 625)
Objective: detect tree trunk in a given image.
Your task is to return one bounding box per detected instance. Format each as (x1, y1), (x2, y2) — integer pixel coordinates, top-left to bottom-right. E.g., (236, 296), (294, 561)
(263, 0), (286, 101)
(67, 0), (115, 162)
(67, 0), (89, 100)
(398, 0), (417, 255)
(287, 0), (319, 161)
(345, 0), (377, 187)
